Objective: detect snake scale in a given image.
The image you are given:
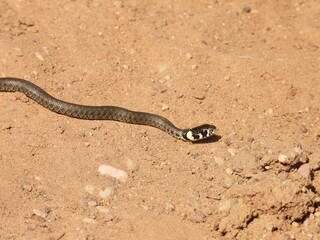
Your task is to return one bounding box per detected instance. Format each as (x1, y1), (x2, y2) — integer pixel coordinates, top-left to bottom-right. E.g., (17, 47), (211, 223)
(0, 77), (216, 141)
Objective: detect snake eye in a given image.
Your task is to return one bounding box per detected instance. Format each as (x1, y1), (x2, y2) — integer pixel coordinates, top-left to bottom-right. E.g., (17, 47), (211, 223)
(200, 129), (208, 136)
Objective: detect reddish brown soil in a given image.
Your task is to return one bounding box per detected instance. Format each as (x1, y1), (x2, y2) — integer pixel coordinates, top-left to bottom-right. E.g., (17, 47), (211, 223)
(0, 1), (319, 239)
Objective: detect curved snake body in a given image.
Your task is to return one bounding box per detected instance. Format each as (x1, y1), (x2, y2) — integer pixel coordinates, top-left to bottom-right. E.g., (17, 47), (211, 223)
(0, 77), (216, 141)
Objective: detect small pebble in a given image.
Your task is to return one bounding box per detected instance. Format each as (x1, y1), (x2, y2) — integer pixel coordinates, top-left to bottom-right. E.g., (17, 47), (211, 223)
(87, 200), (98, 208)
(33, 209), (48, 219)
(126, 158), (140, 172)
(162, 104), (169, 111)
(225, 138), (233, 145)
(15, 47), (23, 57)
(35, 52), (45, 61)
(206, 175), (214, 181)
(142, 205), (149, 211)
(214, 156), (225, 165)
(30, 213), (46, 222)
(227, 148), (236, 156)
(175, 92), (184, 99)
(293, 146), (303, 155)
(223, 177), (235, 189)
(42, 46), (50, 55)
(166, 203), (175, 212)
(122, 64), (129, 69)
(82, 217), (97, 224)
(189, 211), (206, 223)
(224, 75), (231, 81)
(194, 94), (206, 100)
(79, 198), (98, 209)
(21, 184), (33, 192)
(278, 154), (288, 163)
(297, 163), (310, 178)
(98, 164), (128, 183)
(191, 64), (198, 70)
(99, 187), (114, 199)
(265, 108), (274, 115)
(242, 7), (251, 13)
(164, 75), (171, 80)
(203, 80), (211, 89)
(186, 53), (193, 59)
(225, 168), (233, 175)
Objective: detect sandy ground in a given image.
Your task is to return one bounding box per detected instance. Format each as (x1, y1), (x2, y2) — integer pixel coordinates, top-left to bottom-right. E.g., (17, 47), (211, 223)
(0, 1), (319, 239)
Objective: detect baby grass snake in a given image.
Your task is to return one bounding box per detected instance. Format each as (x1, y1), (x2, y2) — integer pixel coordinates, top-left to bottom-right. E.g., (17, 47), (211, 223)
(0, 77), (217, 141)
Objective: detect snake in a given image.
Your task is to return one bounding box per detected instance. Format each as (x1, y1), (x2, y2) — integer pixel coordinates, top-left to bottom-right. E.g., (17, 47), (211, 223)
(0, 77), (217, 142)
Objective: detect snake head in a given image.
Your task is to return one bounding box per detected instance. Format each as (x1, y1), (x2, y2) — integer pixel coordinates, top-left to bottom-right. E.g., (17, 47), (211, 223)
(182, 124), (217, 142)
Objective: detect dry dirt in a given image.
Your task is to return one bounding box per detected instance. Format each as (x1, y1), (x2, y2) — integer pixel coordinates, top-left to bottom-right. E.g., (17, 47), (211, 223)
(0, 1), (320, 240)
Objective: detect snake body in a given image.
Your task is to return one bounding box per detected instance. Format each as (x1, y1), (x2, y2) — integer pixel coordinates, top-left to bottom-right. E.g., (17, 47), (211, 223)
(0, 77), (216, 141)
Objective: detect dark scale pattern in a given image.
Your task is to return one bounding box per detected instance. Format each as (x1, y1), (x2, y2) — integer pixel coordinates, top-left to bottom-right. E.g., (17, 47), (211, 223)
(0, 78), (216, 141)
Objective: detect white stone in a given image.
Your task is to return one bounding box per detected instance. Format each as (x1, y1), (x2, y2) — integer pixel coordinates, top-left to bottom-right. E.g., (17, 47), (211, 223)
(164, 75), (171, 80)
(32, 209), (47, 218)
(166, 203), (175, 212)
(99, 187), (114, 199)
(126, 158), (140, 172)
(225, 168), (233, 175)
(162, 104), (169, 111)
(35, 52), (45, 61)
(278, 154), (288, 163)
(98, 164), (128, 183)
(224, 75), (231, 81)
(227, 148), (236, 156)
(191, 64), (198, 70)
